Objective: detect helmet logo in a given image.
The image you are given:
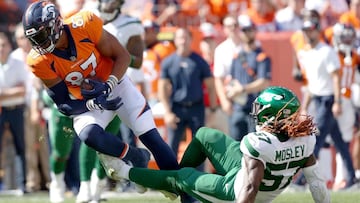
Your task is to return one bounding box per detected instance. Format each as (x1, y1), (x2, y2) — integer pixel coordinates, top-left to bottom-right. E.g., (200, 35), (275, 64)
(261, 92), (284, 101)
(42, 4), (56, 22)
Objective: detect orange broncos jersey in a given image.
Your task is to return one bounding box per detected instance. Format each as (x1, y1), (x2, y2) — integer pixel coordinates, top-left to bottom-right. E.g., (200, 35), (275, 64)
(27, 11), (113, 100)
(338, 51), (359, 98)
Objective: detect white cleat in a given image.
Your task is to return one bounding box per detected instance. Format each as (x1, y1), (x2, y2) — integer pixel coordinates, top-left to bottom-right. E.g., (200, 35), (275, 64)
(49, 179), (65, 203)
(91, 176), (107, 202)
(98, 153), (127, 180)
(76, 181), (91, 203)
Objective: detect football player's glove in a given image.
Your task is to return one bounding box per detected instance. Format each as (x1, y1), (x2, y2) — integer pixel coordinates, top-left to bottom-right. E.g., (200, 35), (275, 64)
(81, 75), (118, 99)
(86, 93), (123, 111)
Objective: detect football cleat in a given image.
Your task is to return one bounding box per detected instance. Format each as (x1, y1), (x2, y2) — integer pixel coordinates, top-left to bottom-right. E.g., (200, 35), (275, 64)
(98, 153), (128, 180)
(49, 176), (66, 203)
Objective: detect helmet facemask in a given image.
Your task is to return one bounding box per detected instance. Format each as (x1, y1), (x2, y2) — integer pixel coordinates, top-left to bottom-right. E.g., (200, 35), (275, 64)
(26, 17), (63, 54)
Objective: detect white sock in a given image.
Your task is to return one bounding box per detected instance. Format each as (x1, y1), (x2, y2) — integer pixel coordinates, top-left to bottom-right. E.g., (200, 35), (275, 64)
(119, 163), (132, 180)
(334, 153), (348, 184)
(355, 170), (360, 179)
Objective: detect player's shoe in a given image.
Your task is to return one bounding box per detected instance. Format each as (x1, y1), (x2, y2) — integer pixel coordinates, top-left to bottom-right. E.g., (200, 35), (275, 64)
(76, 181), (91, 203)
(98, 153), (130, 180)
(49, 178), (66, 203)
(91, 177), (107, 202)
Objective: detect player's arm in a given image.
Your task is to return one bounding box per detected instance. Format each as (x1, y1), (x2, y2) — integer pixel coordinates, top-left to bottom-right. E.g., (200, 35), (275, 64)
(96, 29), (130, 81)
(41, 77), (88, 116)
(236, 155), (264, 203)
(303, 154), (331, 203)
(44, 77), (121, 116)
(127, 34), (144, 69)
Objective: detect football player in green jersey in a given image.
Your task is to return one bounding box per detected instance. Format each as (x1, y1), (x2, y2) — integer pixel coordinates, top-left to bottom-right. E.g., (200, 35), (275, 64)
(98, 86), (330, 203)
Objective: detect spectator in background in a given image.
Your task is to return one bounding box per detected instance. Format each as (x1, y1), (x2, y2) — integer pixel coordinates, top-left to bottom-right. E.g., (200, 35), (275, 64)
(305, 0), (349, 29)
(12, 23), (51, 193)
(158, 28), (218, 166)
(297, 16), (357, 188)
(245, 0), (277, 32)
(142, 20), (176, 105)
(213, 15), (242, 132)
(0, 0), (26, 32)
(199, 22), (228, 136)
(225, 15), (271, 141)
(328, 23), (359, 190)
(0, 32), (27, 193)
(290, 9), (337, 186)
(275, 0), (305, 31)
(204, 0), (251, 24)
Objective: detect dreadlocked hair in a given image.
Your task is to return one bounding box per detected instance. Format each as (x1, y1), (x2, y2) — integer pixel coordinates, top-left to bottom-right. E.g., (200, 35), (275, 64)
(261, 110), (317, 137)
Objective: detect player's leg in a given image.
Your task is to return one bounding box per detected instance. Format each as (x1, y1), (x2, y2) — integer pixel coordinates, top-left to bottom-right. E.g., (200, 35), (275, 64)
(180, 127), (242, 175)
(73, 109), (150, 169)
(48, 107), (74, 203)
(112, 76), (179, 170)
(92, 116), (121, 201)
(99, 155), (237, 203)
(333, 98), (355, 190)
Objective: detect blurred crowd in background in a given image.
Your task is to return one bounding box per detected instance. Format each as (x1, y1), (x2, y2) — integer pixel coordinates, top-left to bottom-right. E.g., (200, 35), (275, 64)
(2, 0), (360, 202)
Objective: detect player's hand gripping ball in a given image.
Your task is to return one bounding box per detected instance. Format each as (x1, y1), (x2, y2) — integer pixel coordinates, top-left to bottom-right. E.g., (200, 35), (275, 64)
(81, 79), (94, 91)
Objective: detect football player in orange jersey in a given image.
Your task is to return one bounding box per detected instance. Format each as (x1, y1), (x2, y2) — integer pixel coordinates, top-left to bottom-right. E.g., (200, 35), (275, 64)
(22, 0), (179, 191)
(330, 23), (360, 190)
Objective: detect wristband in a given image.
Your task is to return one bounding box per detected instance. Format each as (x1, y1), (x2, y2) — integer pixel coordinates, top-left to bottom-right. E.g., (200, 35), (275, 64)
(106, 75), (119, 92)
(86, 99), (102, 111)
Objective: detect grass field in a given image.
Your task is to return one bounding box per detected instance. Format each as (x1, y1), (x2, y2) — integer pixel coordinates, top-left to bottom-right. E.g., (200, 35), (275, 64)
(0, 190), (360, 203)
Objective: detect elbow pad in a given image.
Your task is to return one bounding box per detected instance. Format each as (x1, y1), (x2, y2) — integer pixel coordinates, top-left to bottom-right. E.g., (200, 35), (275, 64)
(303, 163), (331, 203)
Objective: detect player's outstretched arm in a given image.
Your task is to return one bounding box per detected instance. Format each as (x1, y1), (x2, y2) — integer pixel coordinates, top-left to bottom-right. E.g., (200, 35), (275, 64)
(303, 154), (331, 203)
(236, 155), (264, 203)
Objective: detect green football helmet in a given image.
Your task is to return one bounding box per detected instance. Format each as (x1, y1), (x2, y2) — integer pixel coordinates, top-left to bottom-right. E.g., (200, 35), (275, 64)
(251, 86), (300, 125)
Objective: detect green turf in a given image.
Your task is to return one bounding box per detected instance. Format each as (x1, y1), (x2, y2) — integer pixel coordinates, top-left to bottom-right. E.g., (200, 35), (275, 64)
(0, 191), (359, 203)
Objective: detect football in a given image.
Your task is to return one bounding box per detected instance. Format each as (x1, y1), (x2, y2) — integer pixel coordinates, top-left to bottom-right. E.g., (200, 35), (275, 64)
(81, 79), (94, 90)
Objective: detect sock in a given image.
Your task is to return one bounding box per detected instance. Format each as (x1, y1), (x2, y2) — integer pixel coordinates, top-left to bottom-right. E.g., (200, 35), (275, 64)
(79, 142), (97, 181)
(139, 128), (179, 170)
(334, 152), (348, 184)
(356, 170), (360, 179)
(119, 164), (132, 180)
(318, 147), (333, 183)
(121, 144), (149, 168)
(81, 124), (126, 157)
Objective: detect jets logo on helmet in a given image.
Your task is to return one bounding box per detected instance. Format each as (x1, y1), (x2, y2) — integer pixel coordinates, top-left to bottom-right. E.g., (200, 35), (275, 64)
(22, 0), (63, 55)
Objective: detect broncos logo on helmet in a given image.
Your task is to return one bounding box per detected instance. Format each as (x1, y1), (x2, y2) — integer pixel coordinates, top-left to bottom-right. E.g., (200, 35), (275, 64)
(22, 0), (63, 55)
